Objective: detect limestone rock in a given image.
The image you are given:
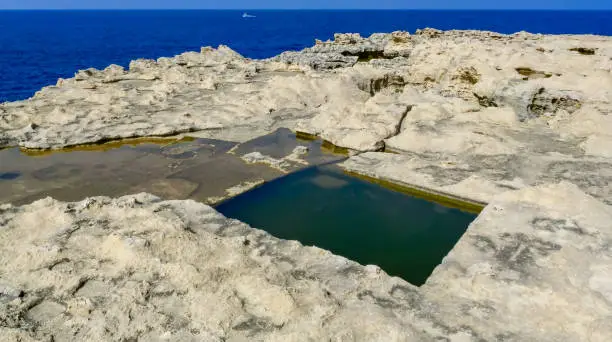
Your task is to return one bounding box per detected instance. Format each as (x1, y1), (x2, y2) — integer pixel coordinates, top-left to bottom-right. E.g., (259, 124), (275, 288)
(340, 150), (612, 205)
(1, 184), (611, 341)
(422, 182), (612, 342)
(0, 194), (430, 341)
(1, 29), (611, 155)
(2, 28), (612, 342)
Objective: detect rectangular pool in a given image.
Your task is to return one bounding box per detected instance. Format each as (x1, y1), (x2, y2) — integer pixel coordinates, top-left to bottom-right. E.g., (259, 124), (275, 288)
(216, 165), (477, 286)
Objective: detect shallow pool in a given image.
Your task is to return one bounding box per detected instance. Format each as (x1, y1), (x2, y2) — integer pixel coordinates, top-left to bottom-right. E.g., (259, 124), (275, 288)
(216, 165), (477, 286)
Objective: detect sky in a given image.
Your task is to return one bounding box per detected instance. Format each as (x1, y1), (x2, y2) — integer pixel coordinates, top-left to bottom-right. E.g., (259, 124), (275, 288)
(1, 0), (611, 10)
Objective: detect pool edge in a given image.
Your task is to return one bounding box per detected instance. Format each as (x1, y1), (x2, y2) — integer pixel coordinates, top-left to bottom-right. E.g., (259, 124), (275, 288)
(343, 170), (486, 214)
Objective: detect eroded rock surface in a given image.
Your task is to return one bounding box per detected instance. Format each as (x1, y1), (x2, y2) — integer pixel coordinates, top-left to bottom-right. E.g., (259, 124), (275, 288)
(1, 183), (611, 341)
(2, 29), (612, 341)
(0, 44), (409, 152)
(3, 30), (610, 155)
(341, 151), (612, 205)
(422, 182), (612, 342)
(0, 193), (431, 341)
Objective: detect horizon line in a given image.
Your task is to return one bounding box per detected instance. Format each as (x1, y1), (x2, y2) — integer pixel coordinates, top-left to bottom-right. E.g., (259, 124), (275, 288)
(1, 8), (611, 11)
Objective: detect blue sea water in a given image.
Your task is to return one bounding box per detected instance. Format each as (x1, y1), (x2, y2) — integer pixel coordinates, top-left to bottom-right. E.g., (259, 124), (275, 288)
(1, 10), (611, 103)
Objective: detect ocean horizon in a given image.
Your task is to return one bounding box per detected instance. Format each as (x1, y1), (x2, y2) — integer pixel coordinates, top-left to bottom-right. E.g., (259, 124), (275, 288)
(2, 9), (611, 102)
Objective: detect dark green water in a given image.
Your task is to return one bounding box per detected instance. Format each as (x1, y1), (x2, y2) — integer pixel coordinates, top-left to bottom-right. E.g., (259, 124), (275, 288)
(216, 165), (477, 286)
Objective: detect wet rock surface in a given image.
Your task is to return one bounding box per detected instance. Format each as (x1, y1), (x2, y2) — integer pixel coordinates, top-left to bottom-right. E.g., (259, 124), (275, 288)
(0, 128), (344, 206)
(340, 150), (612, 206)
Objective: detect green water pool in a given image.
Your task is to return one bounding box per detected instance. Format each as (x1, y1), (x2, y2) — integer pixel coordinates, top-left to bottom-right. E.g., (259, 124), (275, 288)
(216, 165), (477, 286)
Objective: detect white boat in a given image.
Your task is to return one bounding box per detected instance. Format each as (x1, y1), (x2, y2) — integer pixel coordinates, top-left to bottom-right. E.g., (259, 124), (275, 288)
(242, 12), (256, 18)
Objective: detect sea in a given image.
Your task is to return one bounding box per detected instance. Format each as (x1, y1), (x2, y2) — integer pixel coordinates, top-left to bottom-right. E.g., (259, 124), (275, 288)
(1, 10), (611, 103)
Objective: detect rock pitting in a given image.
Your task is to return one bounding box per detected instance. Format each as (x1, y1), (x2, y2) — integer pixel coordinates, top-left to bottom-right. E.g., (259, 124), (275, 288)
(1, 183), (612, 341)
(1, 28), (612, 341)
(4, 29), (609, 156)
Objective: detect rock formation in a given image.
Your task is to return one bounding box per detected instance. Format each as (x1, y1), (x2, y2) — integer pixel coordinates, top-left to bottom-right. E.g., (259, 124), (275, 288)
(2, 29), (611, 203)
(2, 183), (612, 341)
(1, 29), (612, 341)
(1, 30), (611, 155)
(0, 183), (612, 341)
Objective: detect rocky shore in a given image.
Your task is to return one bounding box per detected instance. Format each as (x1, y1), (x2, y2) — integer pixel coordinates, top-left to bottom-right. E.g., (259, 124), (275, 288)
(1, 29), (612, 341)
